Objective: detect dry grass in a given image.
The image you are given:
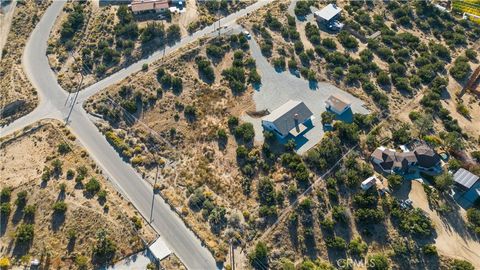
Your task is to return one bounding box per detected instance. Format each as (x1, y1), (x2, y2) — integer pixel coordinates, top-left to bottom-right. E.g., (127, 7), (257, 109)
(0, 120), (155, 269)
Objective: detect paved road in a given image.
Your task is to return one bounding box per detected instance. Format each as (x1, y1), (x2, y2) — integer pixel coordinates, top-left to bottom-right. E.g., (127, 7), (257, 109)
(0, 0), (275, 269)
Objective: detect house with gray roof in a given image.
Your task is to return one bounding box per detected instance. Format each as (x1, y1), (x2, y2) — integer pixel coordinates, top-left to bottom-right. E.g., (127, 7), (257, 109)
(261, 100), (313, 139)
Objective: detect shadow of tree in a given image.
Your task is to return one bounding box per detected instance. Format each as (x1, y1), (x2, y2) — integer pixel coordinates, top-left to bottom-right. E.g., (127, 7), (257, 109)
(51, 212), (66, 232)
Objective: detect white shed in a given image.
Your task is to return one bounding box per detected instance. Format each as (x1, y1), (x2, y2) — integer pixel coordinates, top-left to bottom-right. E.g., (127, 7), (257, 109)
(361, 176), (377, 190)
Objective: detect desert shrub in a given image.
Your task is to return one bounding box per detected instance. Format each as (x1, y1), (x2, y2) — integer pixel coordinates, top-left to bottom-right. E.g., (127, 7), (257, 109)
(15, 191), (28, 208)
(376, 71), (390, 86)
(450, 56), (471, 81)
(86, 178), (101, 194)
(294, 0), (314, 17)
(58, 142), (71, 154)
(15, 224), (34, 243)
(387, 174), (403, 190)
(465, 49), (477, 61)
(52, 201), (67, 213)
(105, 131), (128, 152)
(93, 229), (117, 263)
(338, 31), (358, 50)
(206, 44), (225, 59)
(422, 244), (438, 255)
(249, 242), (269, 269)
(326, 236), (347, 250)
(166, 24), (181, 42)
(0, 203), (11, 215)
(322, 38), (337, 50)
(249, 69), (261, 84)
(140, 22), (165, 45)
(305, 22), (321, 45)
(348, 237), (368, 256)
(234, 123), (255, 142)
(433, 172), (453, 192)
(367, 254), (389, 270)
(450, 259), (475, 270)
(60, 4), (84, 40)
(1, 187), (12, 202)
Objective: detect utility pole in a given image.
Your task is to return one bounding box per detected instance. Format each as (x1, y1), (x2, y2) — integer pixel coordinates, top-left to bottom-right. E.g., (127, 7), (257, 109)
(65, 64), (83, 124)
(149, 147), (161, 223)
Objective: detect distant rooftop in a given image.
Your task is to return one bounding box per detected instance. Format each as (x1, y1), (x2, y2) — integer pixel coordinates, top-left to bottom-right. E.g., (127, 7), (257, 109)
(314, 4), (342, 21)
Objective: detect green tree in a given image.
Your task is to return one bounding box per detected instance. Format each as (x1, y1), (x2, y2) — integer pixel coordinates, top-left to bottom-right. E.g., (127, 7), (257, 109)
(249, 242), (268, 269)
(367, 254), (389, 270)
(434, 172), (453, 192)
(15, 224), (34, 243)
(86, 178), (101, 194)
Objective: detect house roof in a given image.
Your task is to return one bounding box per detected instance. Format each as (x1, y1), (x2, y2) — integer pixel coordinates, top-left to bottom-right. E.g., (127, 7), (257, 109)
(414, 145), (441, 168)
(397, 151), (417, 163)
(326, 95), (350, 113)
(262, 100), (313, 136)
(454, 168), (479, 189)
(314, 4), (342, 21)
(131, 0), (169, 12)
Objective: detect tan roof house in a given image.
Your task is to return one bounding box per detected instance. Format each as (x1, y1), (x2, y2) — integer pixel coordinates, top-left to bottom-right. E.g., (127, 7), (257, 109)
(130, 0), (169, 14)
(325, 95), (351, 115)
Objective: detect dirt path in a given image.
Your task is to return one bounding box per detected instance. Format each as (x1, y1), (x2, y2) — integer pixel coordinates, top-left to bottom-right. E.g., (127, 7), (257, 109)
(178, 0), (198, 36)
(0, 0), (16, 60)
(409, 181), (480, 268)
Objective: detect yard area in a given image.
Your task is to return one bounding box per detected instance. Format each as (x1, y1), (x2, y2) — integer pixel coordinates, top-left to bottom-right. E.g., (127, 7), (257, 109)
(242, 34), (369, 154)
(408, 180), (480, 268)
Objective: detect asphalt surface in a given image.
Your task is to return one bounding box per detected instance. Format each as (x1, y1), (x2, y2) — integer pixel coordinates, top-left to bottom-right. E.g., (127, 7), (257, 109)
(0, 1), (276, 269)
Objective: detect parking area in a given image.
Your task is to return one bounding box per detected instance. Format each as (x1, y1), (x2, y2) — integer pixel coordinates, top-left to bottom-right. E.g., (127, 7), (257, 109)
(242, 35), (369, 154)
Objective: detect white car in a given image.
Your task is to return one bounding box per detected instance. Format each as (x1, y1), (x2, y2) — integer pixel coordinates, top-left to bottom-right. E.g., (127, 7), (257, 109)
(242, 30), (251, 39)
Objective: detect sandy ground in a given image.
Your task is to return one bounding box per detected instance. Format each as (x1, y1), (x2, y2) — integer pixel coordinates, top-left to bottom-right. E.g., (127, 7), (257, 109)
(0, 120), (156, 268)
(408, 180), (480, 268)
(0, 0), (16, 60)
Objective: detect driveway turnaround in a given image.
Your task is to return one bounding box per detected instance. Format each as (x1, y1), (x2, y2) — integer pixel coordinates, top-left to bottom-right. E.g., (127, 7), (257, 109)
(242, 36), (369, 154)
(0, 1), (276, 269)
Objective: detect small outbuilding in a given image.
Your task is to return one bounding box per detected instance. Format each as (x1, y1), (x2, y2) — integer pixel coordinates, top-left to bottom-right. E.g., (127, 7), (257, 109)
(262, 100), (313, 139)
(454, 168), (479, 190)
(454, 168), (480, 205)
(325, 95), (351, 115)
(314, 4), (344, 30)
(361, 176), (377, 190)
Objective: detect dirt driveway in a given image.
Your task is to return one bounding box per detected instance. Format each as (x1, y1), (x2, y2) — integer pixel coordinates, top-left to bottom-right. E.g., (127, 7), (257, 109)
(409, 180), (480, 268)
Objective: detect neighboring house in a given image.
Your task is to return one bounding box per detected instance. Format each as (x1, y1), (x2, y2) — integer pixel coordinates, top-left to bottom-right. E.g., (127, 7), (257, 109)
(262, 100), (313, 139)
(414, 145), (441, 171)
(454, 168), (480, 205)
(325, 95), (351, 115)
(371, 145), (441, 174)
(129, 0), (169, 14)
(361, 176), (377, 191)
(314, 4), (344, 30)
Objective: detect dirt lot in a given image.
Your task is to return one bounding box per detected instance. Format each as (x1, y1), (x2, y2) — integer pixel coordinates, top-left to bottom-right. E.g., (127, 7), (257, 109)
(84, 33), (275, 262)
(0, 120), (155, 269)
(408, 180), (480, 268)
(0, 1), (50, 126)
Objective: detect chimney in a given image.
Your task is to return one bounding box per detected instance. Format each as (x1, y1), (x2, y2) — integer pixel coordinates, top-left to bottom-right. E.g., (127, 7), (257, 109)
(294, 113), (300, 131)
